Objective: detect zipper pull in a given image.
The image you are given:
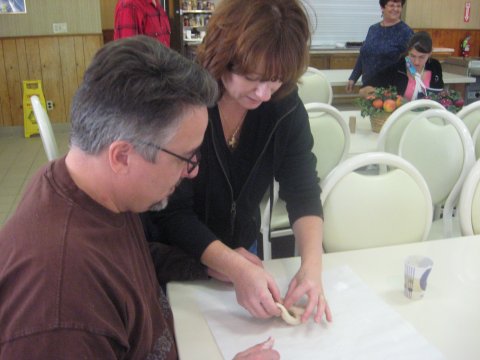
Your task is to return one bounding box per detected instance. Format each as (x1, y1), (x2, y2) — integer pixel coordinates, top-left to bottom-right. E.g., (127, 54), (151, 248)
(230, 201), (237, 236)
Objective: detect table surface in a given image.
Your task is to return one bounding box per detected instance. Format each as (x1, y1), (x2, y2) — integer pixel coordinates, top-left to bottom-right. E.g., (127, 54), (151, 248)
(167, 235), (480, 360)
(320, 69), (476, 87)
(340, 110), (378, 156)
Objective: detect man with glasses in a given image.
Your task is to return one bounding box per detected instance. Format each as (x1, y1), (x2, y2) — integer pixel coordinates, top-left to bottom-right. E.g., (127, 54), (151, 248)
(0, 36), (279, 359)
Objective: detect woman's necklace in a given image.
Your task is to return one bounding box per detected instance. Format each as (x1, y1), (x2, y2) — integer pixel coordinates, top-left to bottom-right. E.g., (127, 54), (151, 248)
(218, 105), (247, 150)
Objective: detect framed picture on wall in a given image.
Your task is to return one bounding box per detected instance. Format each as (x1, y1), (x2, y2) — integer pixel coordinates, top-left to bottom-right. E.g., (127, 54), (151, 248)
(0, 0), (26, 13)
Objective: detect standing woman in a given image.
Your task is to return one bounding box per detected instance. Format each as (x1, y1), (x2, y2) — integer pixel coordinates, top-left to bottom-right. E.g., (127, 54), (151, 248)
(346, 0), (413, 92)
(143, 0), (332, 324)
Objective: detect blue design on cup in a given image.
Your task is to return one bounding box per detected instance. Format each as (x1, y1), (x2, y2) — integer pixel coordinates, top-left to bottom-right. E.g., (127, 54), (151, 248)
(420, 268), (431, 290)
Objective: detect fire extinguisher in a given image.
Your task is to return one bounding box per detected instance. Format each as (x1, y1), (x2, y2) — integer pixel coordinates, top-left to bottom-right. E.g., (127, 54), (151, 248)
(461, 35), (471, 58)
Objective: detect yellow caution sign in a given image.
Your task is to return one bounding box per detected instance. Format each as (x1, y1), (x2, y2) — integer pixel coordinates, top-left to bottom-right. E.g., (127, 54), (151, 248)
(22, 80), (47, 138)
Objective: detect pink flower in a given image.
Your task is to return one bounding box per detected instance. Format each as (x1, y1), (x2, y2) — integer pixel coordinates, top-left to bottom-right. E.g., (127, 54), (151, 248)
(440, 98), (453, 107)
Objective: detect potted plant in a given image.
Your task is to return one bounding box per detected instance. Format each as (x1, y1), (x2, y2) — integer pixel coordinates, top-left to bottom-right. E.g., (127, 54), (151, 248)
(355, 86), (405, 133)
(425, 89), (464, 113)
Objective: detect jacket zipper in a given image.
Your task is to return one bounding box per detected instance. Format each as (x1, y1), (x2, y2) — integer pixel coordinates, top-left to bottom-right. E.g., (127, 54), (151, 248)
(210, 102), (298, 237)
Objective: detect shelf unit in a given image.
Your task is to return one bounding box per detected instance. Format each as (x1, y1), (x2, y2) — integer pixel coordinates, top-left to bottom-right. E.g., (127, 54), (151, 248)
(177, 1), (215, 59)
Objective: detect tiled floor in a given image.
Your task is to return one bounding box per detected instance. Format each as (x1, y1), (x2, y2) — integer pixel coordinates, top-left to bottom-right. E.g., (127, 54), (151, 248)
(0, 125), (70, 227)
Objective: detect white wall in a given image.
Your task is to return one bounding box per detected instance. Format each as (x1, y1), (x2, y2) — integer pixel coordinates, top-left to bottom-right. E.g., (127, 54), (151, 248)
(305, 0), (382, 46)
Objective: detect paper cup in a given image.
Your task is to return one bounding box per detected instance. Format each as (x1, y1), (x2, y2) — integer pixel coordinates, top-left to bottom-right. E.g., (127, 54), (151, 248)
(404, 255), (433, 300)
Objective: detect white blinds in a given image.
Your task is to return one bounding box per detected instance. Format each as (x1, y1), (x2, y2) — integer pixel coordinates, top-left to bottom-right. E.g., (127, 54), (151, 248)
(303, 0), (383, 47)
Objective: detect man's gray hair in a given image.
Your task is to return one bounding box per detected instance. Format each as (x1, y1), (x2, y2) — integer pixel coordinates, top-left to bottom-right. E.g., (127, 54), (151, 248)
(70, 35), (218, 161)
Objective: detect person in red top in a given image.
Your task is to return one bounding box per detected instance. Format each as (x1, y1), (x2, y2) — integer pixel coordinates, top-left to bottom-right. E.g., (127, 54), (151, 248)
(114, 0), (171, 47)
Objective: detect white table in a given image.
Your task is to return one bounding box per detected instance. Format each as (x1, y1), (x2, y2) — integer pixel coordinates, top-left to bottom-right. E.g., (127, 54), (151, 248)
(167, 235), (480, 360)
(321, 69), (476, 87)
(340, 110), (378, 155)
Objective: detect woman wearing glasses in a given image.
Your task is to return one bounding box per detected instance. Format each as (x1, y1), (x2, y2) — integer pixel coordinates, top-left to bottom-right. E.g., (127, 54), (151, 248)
(143, 0), (332, 326)
(346, 0), (413, 93)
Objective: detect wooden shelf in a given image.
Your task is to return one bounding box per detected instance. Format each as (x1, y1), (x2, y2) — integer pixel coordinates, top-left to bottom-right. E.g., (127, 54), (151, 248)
(181, 10), (213, 14)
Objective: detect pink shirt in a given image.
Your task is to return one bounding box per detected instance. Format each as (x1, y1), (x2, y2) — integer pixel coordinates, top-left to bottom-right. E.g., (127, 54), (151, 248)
(404, 70), (432, 101)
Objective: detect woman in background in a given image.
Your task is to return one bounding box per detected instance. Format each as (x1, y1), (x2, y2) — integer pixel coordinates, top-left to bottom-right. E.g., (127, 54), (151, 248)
(346, 0), (413, 92)
(360, 31), (444, 100)
(143, 0), (332, 325)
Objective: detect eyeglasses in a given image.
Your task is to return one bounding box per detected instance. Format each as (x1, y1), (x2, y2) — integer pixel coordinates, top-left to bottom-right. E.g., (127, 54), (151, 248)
(141, 142), (201, 174)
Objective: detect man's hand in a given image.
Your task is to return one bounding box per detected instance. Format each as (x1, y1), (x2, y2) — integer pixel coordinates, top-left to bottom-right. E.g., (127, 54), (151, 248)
(233, 337), (280, 360)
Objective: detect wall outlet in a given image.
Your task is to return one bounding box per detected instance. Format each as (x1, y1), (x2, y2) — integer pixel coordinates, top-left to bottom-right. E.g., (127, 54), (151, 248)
(46, 101), (54, 111)
(52, 22), (68, 34)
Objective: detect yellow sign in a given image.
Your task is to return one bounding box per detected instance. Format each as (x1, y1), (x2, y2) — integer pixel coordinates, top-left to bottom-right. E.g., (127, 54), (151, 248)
(22, 80), (47, 138)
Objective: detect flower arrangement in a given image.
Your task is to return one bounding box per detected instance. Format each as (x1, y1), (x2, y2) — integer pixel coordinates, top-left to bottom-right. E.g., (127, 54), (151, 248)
(355, 86), (405, 118)
(424, 89), (464, 113)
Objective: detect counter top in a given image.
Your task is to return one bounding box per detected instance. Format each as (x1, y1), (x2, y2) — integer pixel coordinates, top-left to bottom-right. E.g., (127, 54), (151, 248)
(310, 47), (455, 55)
(319, 69), (475, 86)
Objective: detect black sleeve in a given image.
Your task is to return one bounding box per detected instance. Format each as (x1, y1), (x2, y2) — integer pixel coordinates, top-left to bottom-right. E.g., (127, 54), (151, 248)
(429, 58), (444, 89)
(148, 241), (208, 286)
(275, 100), (323, 225)
(141, 180), (218, 260)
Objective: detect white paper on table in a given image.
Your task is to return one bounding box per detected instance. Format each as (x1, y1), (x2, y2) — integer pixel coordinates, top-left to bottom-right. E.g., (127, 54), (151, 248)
(194, 265), (445, 360)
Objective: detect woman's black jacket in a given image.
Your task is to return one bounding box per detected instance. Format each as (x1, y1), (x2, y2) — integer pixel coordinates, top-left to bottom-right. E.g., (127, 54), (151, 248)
(141, 90), (323, 259)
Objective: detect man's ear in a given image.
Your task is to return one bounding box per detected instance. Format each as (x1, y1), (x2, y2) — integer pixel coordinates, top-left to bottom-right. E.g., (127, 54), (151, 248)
(108, 141), (133, 174)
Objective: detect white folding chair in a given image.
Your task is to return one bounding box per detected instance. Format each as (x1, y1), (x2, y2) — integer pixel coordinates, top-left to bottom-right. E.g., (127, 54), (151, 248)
(377, 99), (444, 154)
(398, 109), (475, 239)
(458, 159), (480, 235)
(456, 100), (480, 136)
(260, 103), (350, 259)
(297, 67), (333, 105)
(31, 95), (59, 161)
(472, 123), (480, 160)
(321, 152), (432, 253)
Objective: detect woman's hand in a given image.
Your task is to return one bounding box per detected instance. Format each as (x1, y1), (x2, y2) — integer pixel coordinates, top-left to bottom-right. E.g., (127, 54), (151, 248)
(207, 247), (264, 282)
(359, 86), (376, 98)
(345, 79), (356, 93)
(202, 242), (281, 318)
(233, 337), (280, 360)
(283, 262), (332, 324)
(230, 260), (282, 318)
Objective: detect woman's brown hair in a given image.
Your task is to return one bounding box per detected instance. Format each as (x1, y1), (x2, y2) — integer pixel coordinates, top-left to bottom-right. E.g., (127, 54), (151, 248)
(196, 0), (311, 100)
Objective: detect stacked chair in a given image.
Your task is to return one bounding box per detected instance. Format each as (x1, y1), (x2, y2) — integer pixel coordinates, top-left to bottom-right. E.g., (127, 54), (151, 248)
(458, 159), (480, 236)
(321, 152), (432, 252)
(385, 108), (475, 239)
(31, 95), (59, 161)
(377, 99), (444, 154)
(297, 67), (333, 105)
(457, 101), (480, 160)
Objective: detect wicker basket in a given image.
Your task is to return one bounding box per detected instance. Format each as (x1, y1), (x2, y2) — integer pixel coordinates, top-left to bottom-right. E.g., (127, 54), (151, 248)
(370, 112), (391, 133)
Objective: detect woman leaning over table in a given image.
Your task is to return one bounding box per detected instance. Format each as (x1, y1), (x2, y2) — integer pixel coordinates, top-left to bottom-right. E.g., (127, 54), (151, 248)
(142, 0), (332, 324)
(359, 31), (444, 100)
(346, 0), (413, 93)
